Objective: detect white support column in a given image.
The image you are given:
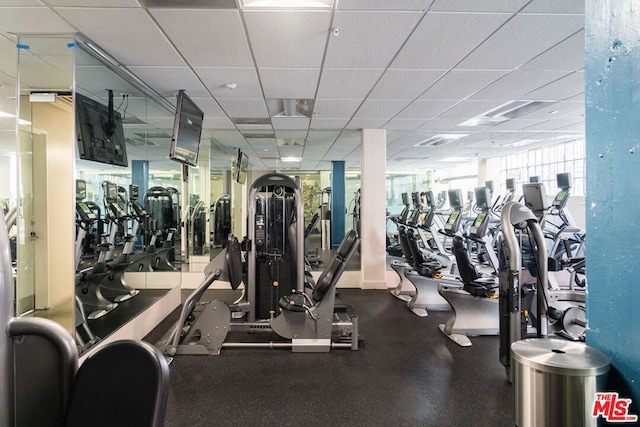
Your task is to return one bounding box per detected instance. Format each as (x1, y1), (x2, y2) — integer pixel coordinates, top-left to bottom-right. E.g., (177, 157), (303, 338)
(360, 129), (387, 289)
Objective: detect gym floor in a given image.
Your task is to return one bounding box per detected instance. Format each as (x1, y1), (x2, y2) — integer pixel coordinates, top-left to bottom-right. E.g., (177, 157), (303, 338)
(144, 288), (514, 426)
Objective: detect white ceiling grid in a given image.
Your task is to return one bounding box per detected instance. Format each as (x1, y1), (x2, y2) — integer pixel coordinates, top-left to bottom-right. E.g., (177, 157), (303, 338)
(0, 0), (586, 171)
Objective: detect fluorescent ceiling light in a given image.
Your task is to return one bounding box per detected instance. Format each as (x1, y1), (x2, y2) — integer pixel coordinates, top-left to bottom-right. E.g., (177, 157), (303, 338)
(459, 100), (555, 128)
(241, 0), (333, 8)
(501, 139), (540, 148)
(281, 156), (302, 162)
(440, 157), (473, 162)
(415, 133), (468, 147)
(458, 116), (508, 128)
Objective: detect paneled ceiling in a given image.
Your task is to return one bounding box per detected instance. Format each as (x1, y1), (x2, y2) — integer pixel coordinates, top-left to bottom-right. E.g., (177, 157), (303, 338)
(0, 0), (585, 172)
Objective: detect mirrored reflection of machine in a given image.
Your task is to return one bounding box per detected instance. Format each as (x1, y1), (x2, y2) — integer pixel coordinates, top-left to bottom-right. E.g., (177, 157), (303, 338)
(210, 194), (232, 251)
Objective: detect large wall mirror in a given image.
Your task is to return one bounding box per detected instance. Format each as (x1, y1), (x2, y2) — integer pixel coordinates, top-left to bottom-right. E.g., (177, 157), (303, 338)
(14, 34), (194, 354)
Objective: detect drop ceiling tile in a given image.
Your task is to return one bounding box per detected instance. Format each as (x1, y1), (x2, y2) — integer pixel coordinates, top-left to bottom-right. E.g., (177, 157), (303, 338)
(325, 11), (422, 68)
(435, 100), (500, 119)
(306, 129), (340, 143)
(469, 70), (570, 101)
(522, 118), (584, 132)
(419, 70), (507, 100)
(554, 122), (584, 132)
(151, 9), (253, 67)
(128, 66), (209, 98)
(416, 118), (463, 131)
(55, 8), (183, 66)
(457, 14), (585, 70)
(521, 30), (585, 71)
(0, 7), (75, 35)
(430, 0), (529, 12)
(243, 10), (330, 68)
(259, 68), (320, 99)
(369, 69), (446, 99)
(337, 0), (431, 10)
(216, 98), (268, 118)
(385, 119), (425, 131)
(271, 116), (310, 130)
(209, 129), (246, 143)
(310, 118), (350, 129)
(354, 99), (411, 119)
(487, 118), (542, 131)
(521, 0), (585, 14)
(316, 69), (384, 99)
(187, 97), (226, 118)
(391, 12), (511, 70)
(195, 67), (262, 99)
(346, 118), (387, 129)
(46, 0), (138, 5)
(518, 101), (583, 121)
(523, 71), (584, 101)
(203, 116), (235, 129)
(313, 99), (361, 118)
(395, 99), (458, 120)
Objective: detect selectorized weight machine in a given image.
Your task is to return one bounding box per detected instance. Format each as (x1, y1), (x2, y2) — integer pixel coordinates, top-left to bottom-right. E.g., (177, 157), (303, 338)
(159, 173), (360, 355)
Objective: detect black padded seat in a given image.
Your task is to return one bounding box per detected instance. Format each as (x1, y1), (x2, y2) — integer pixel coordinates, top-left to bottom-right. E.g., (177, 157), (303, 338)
(64, 340), (170, 427)
(406, 229), (444, 277)
(452, 235), (497, 298)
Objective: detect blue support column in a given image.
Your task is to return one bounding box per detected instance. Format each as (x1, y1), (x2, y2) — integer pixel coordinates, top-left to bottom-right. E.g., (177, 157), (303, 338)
(331, 161), (345, 249)
(131, 160), (149, 200)
(586, 0), (640, 404)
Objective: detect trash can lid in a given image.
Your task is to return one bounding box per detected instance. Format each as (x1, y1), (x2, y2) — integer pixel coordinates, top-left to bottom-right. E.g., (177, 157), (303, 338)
(511, 338), (610, 376)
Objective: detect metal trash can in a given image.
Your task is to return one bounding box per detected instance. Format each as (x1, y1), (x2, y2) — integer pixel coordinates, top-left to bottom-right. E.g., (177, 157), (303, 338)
(511, 338), (610, 427)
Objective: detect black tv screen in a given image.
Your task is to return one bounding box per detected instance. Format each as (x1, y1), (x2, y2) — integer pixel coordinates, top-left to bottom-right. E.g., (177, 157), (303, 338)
(170, 90), (204, 167)
(235, 150), (249, 184)
(76, 93), (128, 167)
(506, 178), (515, 191)
(401, 192), (410, 206)
(411, 192), (421, 206)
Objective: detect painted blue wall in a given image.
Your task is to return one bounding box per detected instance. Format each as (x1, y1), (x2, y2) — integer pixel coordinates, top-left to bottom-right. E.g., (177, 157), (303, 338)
(585, 0), (640, 403)
(331, 161), (345, 249)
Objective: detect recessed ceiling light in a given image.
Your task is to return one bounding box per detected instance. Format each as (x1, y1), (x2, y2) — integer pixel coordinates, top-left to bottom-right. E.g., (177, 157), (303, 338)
(240, 0), (333, 8)
(440, 157), (473, 162)
(281, 156), (302, 162)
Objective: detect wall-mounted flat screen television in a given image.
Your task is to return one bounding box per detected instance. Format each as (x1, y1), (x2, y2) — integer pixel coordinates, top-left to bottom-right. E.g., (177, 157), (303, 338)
(170, 90), (204, 167)
(76, 92), (128, 167)
(235, 149), (249, 184)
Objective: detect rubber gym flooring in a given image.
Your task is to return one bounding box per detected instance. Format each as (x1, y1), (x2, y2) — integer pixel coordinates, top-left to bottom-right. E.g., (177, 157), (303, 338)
(144, 288), (514, 427)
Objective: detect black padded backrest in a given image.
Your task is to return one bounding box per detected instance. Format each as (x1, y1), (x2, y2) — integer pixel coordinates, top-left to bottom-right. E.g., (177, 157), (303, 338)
(64, 340), (170, 427)
(304, 212), (320, 239)
(406, 229), (425, 265)
(226, 235), (243, 290)
(397, 226), (414, 264)
(312, 230), (359, 303)
(452, 235), (480, 283)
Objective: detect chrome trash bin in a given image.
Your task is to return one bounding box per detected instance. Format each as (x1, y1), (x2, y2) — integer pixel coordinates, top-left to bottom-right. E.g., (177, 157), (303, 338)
(511, 338), (610, 427)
